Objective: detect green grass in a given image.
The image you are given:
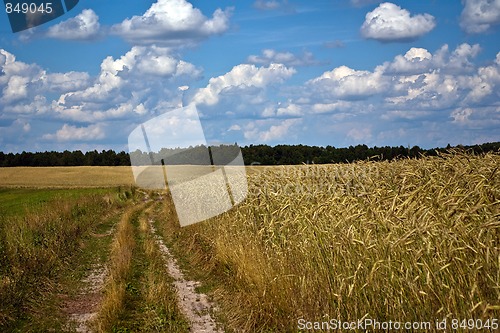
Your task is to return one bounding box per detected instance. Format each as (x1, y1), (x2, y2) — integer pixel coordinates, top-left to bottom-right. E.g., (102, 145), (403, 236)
(0, 187), (129, 332)
(95, 203), (189, 333)
(0, 187), (111, 217)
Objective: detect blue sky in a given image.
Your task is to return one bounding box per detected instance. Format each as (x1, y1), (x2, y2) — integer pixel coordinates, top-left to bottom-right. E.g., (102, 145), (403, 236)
(0, 0), (499, 153)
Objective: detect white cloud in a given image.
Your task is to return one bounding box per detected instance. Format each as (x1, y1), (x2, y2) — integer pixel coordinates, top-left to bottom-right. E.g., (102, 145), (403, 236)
(311, 101), (352, 114)
(451, 107), (473, 124)
(0, 49), (91, 114)
(307, 65), (388, 99)
(278, 103), (301, 116)
(381, 110), (431, 121)
(384, 47), (432, 73)
(42, 123), (105, 142)
(11, 119), (31, 133)
(0, 49), (41, 86)
(3, 95), (51, 114)
(347, 127), (372, 142)
(2, 75), (30, 103)
(434, 43), (481, 73)
(43, 72), (91, 92)
(1, 39), (499, 151)
(111, 0), (232, 47)
(54, 46), (202, 122)
(46, 9), (100, 40)
(383, 45), (493, 110)
(289, 43), (499, 146)
(248, 49), (320, 67)
(0, 118), (33, 148)
(463, 52), (500, 102)
(361, 2), (436, 42)
(385, 43), (481, 74)
(259, 102), (303, 117)
(460, 0), (500, 33)
(386, 71), (460, 109)
(244, 118), (301, 142)
(451, 106), (500, 129)
(192, 63), (296, 106)
(136, 49), (201, 77)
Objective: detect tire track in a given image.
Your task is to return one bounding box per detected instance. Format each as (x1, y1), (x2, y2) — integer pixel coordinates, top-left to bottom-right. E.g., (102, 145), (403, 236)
(63, 215), (117, 333)
(149, 218), (223, 333)
(65, 265), (108, 333)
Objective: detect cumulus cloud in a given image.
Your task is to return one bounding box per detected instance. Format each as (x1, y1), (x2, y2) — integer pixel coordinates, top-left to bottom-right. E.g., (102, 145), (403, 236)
(0, 49), (41, 84)
(384, 43), (481, 74)
(2, 76), (30, 103)
(2, 41), (499, 150)
(384, 47), (432, 74)
(247, 49), (320, 67)
(311, 101), (352, 114)
(111, 0), (232, 47)
(53, 46), (202, 122)
(243, 118), (301, 142)
(288, 43), (500, 145)
(307, 65), (388, 99)
(46, 9), (100, 40)
(261, 102), (302, 117)
(462, 52), (500, 102)
(460, 0), (500, 33)
(450, 106), (500, 130)
(383, 44), (492, 110)
(360, 2), (436, 42)
(451, 107), (473, 124)
(192, 63), (296, 106)
(43, 123), (105, 142)
(43, 72), (91, 92)
(386, 72), (461, 110)
(0, 49), (89, 113)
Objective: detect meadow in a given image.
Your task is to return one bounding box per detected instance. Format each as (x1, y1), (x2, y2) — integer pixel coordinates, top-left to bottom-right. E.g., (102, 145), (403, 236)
(0, 184), (188, 332)
(0, 150), (499, 332)
(0, 187), (123, 330)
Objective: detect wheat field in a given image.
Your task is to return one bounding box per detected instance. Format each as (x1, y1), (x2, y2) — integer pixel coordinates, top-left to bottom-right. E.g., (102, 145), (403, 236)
(0, 166), (135, 188)
(159, 151), (500, 332)
(1, 151), (499, 332)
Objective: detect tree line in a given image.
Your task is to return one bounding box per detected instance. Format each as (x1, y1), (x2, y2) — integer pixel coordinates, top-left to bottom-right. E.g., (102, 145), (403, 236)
(0, 142), (498, 167)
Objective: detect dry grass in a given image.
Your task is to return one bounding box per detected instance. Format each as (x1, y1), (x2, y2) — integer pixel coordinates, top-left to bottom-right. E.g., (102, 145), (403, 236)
(94, 202), (188, 332)
(139, 205), (189, 332)
(0, 166), (135, 188)
(164, 151), (500, 332)
(94, 204), (141, 332)
(0, 190), (119, 331)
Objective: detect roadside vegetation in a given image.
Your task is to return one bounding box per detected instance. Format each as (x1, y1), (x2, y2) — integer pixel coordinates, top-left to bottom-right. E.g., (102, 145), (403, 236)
(159, 151), (500, 332)
(1, 149), (498, 332)
(94, 201), (189, 333)
(0, 187), (133, 332)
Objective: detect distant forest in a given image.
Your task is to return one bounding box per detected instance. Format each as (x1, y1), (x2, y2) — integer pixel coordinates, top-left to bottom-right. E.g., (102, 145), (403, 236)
(0, 142), (499, 167)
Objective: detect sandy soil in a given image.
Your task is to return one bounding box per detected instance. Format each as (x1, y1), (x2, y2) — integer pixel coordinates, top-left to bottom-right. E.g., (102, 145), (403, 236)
(63, 265), (108, 333)
(149, 220), (224, 333)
